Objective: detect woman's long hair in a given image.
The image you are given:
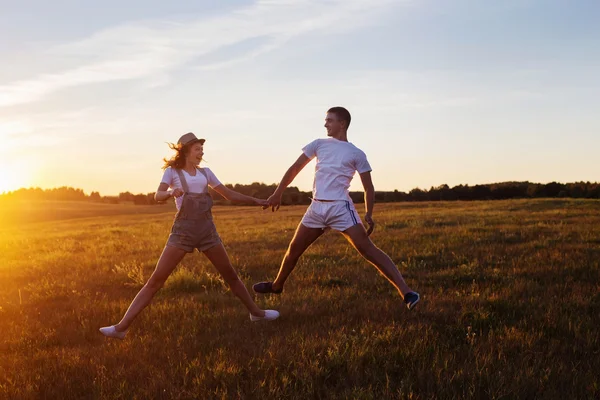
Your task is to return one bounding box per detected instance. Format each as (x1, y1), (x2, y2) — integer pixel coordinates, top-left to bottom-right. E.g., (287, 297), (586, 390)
(162, 143), (189, 170)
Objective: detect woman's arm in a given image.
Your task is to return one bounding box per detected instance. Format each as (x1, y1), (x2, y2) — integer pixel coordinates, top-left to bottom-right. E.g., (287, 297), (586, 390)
(154, 182), (183, 202)
(212, 184), (266, 205)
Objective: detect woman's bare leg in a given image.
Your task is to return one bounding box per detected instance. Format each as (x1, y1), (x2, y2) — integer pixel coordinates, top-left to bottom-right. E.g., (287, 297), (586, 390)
(113, 245), (187, 332)
(203, 243), (265, 317)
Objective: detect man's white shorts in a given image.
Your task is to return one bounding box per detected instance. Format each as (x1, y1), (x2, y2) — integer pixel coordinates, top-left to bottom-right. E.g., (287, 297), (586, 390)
(300, 199), (362, 231)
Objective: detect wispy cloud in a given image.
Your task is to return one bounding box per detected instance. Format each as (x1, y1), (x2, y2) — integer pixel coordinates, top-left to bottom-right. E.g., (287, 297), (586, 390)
(0, 0), (398, 108)
(0, 119), (61, 154)
(0, 109), (98, 152)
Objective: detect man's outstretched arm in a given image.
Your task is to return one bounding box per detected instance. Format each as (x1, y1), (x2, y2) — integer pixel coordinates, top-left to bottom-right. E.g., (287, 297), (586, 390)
(359, 171), (375, 236)
(266, 154), (312, 211)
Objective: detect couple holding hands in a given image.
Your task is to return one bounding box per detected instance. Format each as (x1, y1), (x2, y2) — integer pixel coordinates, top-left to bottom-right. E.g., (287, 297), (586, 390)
(100, 107), (419, 340)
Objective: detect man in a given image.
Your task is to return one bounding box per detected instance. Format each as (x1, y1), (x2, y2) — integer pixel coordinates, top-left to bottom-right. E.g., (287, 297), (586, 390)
(254, 107), (420, 310)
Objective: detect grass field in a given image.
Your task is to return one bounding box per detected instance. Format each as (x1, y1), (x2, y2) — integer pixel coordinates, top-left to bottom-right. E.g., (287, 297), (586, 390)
(1, 199), (599, 399)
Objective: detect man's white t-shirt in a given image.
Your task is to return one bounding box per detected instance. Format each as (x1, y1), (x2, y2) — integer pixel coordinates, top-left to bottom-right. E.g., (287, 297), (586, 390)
(161, 167), (222, 210)
(302, 138), (372, 201)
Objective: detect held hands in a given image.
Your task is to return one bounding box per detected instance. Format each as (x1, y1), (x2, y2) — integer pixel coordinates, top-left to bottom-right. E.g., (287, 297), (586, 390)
(254, 198), (269, 207)
(364, 213), (375, 236)
(263, 193), (282, 212)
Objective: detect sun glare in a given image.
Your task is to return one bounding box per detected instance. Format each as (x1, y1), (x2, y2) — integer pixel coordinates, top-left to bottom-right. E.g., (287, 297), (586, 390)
(0, 121), (37, 193)
(0, 168), (22, 193)
(0, 161), (36, 194)
(0, 175), (17, 193)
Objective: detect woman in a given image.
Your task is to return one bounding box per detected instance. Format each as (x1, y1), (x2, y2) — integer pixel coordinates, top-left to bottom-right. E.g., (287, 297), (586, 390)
(100, 132), (279, 339)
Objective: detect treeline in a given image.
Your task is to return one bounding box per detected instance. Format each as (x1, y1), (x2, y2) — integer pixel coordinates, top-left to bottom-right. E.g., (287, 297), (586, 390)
(1, 181), (599, 205)
(0, 187), (160, 205)
(358, 181), (600, 203)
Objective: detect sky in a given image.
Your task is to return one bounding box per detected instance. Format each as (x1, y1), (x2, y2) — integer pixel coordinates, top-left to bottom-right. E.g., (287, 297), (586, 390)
(0, 0), (598, 195)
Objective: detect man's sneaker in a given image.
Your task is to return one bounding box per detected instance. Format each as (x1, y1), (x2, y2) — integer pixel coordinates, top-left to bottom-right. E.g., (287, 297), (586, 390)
(250, 310), (280, 322)
(253, 281), (283, 294)
(404, 292), (420, 310)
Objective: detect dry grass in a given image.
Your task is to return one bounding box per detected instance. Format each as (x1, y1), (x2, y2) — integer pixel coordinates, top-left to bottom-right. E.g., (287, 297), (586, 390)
(1, 199), (599, 399)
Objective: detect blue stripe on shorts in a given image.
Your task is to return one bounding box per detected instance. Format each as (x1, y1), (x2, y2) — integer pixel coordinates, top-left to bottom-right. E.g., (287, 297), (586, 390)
(345, 201), (358, 225)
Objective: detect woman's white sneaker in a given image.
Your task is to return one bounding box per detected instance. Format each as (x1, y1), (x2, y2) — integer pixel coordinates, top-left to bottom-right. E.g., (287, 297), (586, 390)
(99, 325), (127, 340)
(250, 310), (280, 322)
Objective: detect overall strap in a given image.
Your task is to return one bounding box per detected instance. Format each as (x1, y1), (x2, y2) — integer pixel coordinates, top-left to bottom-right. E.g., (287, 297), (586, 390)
(175, 169), (190, 193)
(197, 168), (210, 194)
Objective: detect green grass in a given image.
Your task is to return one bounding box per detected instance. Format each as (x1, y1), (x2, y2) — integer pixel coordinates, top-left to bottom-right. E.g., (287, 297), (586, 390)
(1, 199), (599, 399)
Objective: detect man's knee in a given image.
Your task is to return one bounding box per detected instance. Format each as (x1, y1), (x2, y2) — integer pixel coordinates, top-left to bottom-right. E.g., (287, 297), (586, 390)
(354, 239), (376, 257)
(285, 247), (303, 263)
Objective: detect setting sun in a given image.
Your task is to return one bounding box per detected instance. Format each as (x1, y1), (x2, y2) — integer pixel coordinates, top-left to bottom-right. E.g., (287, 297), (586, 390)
(0, 121), (36, 193)
(0, 161), (34, 193)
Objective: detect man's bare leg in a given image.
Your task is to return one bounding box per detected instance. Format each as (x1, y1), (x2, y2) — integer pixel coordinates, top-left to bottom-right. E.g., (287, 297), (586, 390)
(254, 223), (324, 293)
(341, 223), (414, 298)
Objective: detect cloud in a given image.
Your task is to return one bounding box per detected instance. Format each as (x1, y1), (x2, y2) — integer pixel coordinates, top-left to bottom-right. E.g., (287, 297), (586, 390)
(0, 120), (34, 140)
(0, 0), (399, 108)
(0, 119), (63, 153)
(0, 108), (110, 153)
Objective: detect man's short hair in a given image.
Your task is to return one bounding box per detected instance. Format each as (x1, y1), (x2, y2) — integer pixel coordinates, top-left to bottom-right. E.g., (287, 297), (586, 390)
(327, 106), (351, 129)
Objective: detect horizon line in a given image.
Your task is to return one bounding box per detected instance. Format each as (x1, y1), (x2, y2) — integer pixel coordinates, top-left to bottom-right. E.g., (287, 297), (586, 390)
(2, 179), (599, 198)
